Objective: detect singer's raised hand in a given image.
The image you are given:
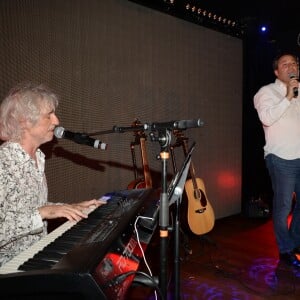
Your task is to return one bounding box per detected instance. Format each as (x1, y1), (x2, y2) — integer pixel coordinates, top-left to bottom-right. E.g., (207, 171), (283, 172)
(288, 74), (299, 99)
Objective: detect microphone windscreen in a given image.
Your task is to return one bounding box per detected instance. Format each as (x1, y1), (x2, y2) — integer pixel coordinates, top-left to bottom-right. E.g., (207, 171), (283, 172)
(289, 73), (297, 79)
(54, 126), (65, 139)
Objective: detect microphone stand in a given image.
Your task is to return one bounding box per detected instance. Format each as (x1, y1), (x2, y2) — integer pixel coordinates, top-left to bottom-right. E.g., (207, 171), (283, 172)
(150, 130), (193, 300)
(149, 129), (172, 300)
(110, 124), (171, 299)
(111, 119), (203, 300)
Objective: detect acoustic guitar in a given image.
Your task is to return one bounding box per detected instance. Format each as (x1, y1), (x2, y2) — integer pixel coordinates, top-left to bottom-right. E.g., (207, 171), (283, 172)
(174, 130), (215, 235)
(127, 119), (152, 189)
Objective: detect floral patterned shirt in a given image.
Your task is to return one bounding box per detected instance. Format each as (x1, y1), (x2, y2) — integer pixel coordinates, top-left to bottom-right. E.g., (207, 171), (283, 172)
(0, 142), (48, 267)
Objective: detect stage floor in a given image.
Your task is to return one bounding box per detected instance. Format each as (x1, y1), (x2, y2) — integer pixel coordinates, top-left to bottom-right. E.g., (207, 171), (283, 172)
(127, 214), (300, 299)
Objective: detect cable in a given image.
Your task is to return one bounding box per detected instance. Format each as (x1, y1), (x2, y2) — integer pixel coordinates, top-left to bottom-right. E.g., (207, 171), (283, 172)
(103, 270), (163, 299)
(134, 215), (159, 300)
(102, 216), (164, 299)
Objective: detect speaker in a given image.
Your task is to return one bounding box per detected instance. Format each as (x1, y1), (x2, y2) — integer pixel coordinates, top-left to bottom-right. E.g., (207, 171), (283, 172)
(244, 197), (270, 218)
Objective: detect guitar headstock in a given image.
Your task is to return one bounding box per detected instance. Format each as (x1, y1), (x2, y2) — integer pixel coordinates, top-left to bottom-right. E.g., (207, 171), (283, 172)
(173, 129), (188, 143)
(131, 118), (146, 142)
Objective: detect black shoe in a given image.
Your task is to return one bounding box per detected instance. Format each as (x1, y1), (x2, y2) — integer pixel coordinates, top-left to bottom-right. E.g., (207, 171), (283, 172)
(293, 246), (300, 255)
(279, 252), (300, 267)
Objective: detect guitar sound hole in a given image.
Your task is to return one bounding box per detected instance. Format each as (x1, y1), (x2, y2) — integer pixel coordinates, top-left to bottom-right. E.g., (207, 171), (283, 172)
(195, 207), (206, 214)
(194, 189), (207, 207)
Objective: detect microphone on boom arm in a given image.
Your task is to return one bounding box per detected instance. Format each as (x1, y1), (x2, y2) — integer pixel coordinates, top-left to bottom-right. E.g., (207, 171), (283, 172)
(144, 118), (204, 131)
(54, 126), (107, 150)
(112, 119), (203, 136)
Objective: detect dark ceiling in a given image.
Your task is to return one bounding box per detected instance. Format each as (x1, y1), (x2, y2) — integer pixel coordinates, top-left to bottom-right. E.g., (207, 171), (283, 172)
(129, 0), (300, 51)
(205, 0), (299, 33)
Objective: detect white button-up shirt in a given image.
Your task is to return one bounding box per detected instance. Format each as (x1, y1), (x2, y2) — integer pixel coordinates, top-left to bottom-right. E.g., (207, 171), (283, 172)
(0, 142), (48, 266)
(254, 79), (300, 159)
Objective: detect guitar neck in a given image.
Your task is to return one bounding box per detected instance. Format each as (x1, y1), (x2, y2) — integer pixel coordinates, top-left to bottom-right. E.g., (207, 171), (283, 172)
(181, 138), (198, 189)
(130, 142), (139, 180)
(188, 161), (198, 190)
(140, 137), (152, 188)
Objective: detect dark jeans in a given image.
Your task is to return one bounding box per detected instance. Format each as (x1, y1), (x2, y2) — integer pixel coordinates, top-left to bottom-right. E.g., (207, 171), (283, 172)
(265, 154), (300, 253)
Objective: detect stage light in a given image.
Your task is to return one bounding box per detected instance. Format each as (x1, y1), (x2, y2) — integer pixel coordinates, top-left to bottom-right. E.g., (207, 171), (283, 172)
(170, 1), (244, 36)
(260, 26), (267, 33)
(129, 0), (245, 38)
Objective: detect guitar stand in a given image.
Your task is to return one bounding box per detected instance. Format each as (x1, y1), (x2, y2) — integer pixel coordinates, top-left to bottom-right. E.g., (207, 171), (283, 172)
(180, 227), (192, 260)
(170, 208), (192, 261)
(198, 233), (217, 253)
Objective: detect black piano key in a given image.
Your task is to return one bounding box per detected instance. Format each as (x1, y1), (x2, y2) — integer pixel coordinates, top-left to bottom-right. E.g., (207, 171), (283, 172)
(41, 243), (69, 255)
(18, 258), (56, 271)
(34, 250), (63, 261)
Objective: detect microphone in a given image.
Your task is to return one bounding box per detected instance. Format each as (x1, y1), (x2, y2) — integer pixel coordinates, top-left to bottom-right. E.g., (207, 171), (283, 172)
(289, 73), (298, 97)
(54, 126), (107, 150)
(144, 118), (204, 131)
(176, 119), (204, 129)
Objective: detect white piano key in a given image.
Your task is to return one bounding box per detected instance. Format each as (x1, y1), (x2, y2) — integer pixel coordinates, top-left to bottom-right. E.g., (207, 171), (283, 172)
(0, 205), (97, 274)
